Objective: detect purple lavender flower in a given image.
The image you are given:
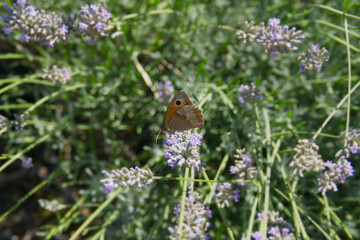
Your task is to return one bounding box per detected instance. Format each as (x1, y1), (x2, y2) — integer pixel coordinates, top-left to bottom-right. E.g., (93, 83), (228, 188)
(22, 156), (33, 168)
(230, 148), (258, 185)
(252, 231), (262, 240)
(168, 190), (211, 240)
(298, 44), (329, 72)
(42, 65), (71, 84)
(341, 130), (360, 156)
(158, 80), (174, 104)
(1, 1), (70, 46)
(317, 156), (354, 195)
(214, 183), (240, 208)
(256, 212), (264, 222)
(100, 167), (153, 192)
(163, 131), (202, 169)
(78, 4), (113, 39)
(268, 226), (280, 236)
(238, 83), (263, 107)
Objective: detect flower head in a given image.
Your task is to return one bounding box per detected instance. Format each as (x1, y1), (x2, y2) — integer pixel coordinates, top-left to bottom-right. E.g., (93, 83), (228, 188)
(14, 114), (28, 133)
(214, 183), (240, 208)
(256, 212), (264, 222)
(317, 156), (354, 196)
(163, 131), (203, 169)
(78, 4), (113, 39)
(236, 21), (260, 43)
(289, 139), (323, 177)
(38, 199), (66, 212)
(42, 65), (71, 84)
(298, 44), (329, 72)
(252, 231), (262, 240)
(238, 83), (263, 107)
(100, 167), (153, 192)
(230, 148), (258, 185)
(22, 156), (33, 168)
(1, 2), (70, 46)
(168, 189), (211, 240)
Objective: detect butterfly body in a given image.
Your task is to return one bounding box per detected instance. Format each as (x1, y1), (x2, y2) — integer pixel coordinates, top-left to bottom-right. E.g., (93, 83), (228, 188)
(164, 90), (204, 133)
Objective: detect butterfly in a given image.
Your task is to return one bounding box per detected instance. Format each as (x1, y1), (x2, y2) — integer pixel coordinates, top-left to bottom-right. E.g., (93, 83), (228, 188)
(164, 90), (204, 133)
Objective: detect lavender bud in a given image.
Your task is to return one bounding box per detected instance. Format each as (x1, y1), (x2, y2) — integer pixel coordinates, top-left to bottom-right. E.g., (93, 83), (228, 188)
(42, 65), (71, 84)
(230, 148), (258, 185)
(214, 183), (240, 208)
(38, 198), (66, 212)
(289, 139), (323, 177)
(298, 44), (329, 72)
(238, 83), (263, 107)
(22, 156), (33, 168)
(163, 131), (203, 169)
(100, 167), (153, 192)
(168, 189), (211, 240)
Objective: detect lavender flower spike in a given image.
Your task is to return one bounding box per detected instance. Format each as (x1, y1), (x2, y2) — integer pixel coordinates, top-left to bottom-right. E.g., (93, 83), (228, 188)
(214, 183), (240, 208)
(238, 83), (263, 107)
(230, 148), (258, 185)
(100, 167), (153, 192)
(42, 65), (71, 85)
(298, 44), (329, 72)
(163, 131), (203, 169)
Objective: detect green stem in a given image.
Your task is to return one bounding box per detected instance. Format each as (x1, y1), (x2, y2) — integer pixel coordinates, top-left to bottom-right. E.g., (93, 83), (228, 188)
(0, 168), (62, 222)
(0, 131), (53, 173)
(343, 14), (351, 147)
(69, 187), (123, 240)
(177, 167), (189, 235)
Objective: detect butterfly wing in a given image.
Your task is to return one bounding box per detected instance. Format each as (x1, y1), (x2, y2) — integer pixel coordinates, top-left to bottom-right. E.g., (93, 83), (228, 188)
(167, 105), (204, 133)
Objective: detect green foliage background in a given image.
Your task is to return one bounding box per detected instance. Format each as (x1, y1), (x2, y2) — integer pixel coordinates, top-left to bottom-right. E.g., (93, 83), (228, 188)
(0, 0), (359, 239)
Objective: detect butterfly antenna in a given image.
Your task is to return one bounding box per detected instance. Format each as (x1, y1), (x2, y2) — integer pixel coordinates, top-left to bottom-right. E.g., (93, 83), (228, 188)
(155, 129), (163, 143)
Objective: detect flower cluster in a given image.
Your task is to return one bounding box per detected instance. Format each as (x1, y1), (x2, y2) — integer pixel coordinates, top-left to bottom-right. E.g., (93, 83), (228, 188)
(13, 113), (27, 133)
(230, 148), (258, 185)
(267, 211), (295, 240)
(342, 130), (360, 155)
(238, 83), (263, 107)
(163, 131), (203, 169)
(1, 0), (69, 46)
(42, 65), (71, 84)
(158, 80), (174, 104)
(38, 199), (66, 212)
(100, 167), (153, 192)
(22, 156), (33, 168)
(235, 21), (260, 43)
(78, 4), (113, 41)
(298, 44), (329, 72)
(317, 156), (354, 196)
(289, 139), (323, 177)
(214, 183), (240, 208)
(168, 190), (211, 240)
(1, 1), (113, 46)
(236, 18), (305, 58)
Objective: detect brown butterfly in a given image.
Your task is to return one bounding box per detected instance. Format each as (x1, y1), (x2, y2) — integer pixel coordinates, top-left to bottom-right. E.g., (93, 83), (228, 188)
(164, 90), (204, 133)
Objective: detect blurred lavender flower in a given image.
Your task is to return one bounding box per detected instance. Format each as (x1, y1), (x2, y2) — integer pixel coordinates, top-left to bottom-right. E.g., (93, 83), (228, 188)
(38, 199), (66, 212)
(236, 21), (260, 43)
(237, 18), (305, 57)
(230, 148), (258, 185)
(100, 167), (153, 192)
(14, 113), (27, 133)
(252, 231), (262, 240)
(298, 44), (329, 72)
(168, 189), (211, 240)
(317, 156), (354, 196)
(289, 139), (323, 177)
(342, 130), (360, 155)
(78, 4), (113, 41)
(1, 0), (69, 46)
(22, 156), (33, 168)
(163, 131), (203, 169)
(268, 226), (295, 240)
(214, 183), (240, 208)
(257, 18), (305, 56)
(42, 65), (71, 84)
(158, 80), (174, 104)
(238, 83), (263, 107)
(256, 212), (264, 222)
